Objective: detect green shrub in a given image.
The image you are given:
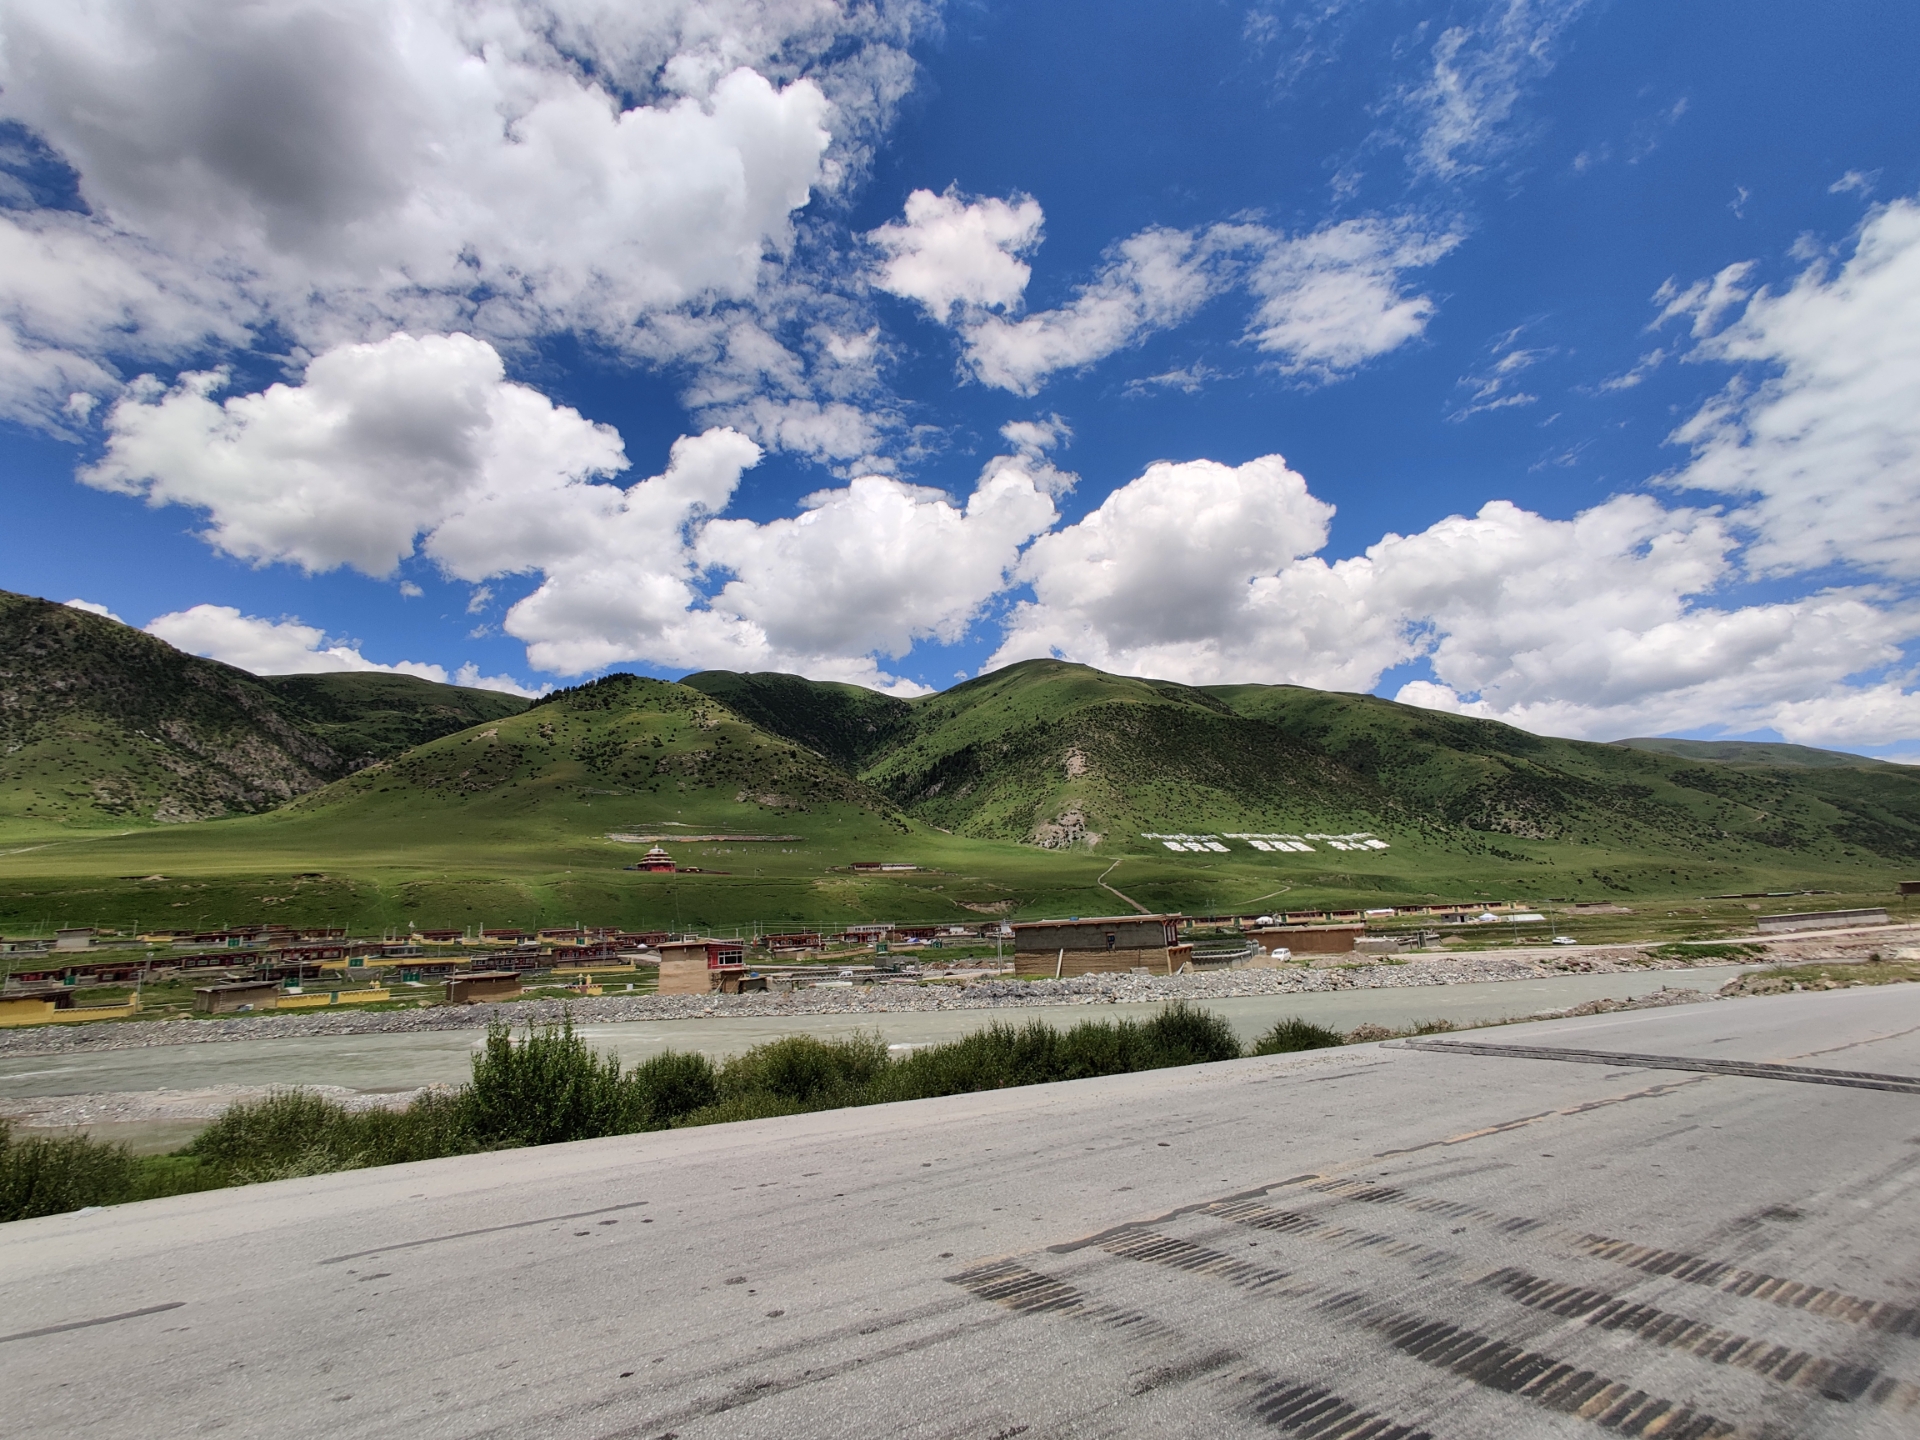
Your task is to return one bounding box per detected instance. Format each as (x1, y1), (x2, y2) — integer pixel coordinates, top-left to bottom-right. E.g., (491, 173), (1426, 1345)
(339, 1090), (473, 1166)
(1250, 1017), (1346, 1055)
(0, 1121), (138, 1221)
(186, 1087), (476, 1184)
(2, 1004), (1269, 1224)
(1139, 1002), (1243, 1066)
(681, 1092), (813, 1127)
(127, 1154), (227, 1202)
(876, 1005), (1242, 1103)
(185, 1090), (366, 1181)
(462, 1019), (642, 1146)
(875, 1020), (1062, 1101)
(718, 1033), (891, 1110)
(1052, 1017), (1155, 1079)
(630, 1050), (720, 1127)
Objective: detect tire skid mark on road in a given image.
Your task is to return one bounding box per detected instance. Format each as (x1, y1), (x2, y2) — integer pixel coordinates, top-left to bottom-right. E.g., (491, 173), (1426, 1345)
(480, 1313), (1006, 1440)
(1481, 1266), (1920, 1411)
(458, 1293), (999, 1440)
(1047, 1074), (1707, 1260)
(1088, 1224), (1735, 1437)
(947, 1258), (1442, 1439)
(0, 1301), (184, 1345)
(1203, 1199), (1461, 1273)
(1243, 1373), (1434, 1439)
(1098, 1231), (1298, 1292)
(1309, 1174), (1550, 1231)
(1371, 1077), (1709, 1158)
(1129, 1347), (1242, 1396)
(1203, 1191), (1917, 1414)
(1322, 1293), (1735, 1440)
(1572, 1235), (1920, 1338)
(1305, 1175), (1920, 1340)
(315, 1200), (654, 1264)
(946, 1259), (1178, 1340)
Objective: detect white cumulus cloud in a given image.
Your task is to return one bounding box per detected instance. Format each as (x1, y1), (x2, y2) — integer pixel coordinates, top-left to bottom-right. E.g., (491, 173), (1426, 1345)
(63, 598), (126, 623)
(500, 428), (1056, 688)
(960, 227), (1222, 395)
(82, 332), (629, 577)
(146, 603), (451, 681)
(0, 0), (919, 422)
(869, 186), (1044, 319)
(0, 211), (254, 430)
(872, 192), (1453, 394)
(989, 450), (1920, 748)
(1663, 197), (1920, 581)
(991, 454), (1364, 683)
(97, 336), (1058, 690)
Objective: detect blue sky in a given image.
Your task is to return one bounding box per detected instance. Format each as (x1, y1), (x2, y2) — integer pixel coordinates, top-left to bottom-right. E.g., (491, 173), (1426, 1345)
(2, 1), (1918, 754)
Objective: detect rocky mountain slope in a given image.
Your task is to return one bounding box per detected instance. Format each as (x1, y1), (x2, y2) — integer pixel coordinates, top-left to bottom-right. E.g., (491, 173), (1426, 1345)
(0, 590), (526, 829)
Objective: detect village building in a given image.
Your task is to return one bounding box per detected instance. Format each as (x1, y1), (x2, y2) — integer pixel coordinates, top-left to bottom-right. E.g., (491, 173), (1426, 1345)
(193, 980), (283, 1014)
(1010, 915), (1189, 977)
(634, 845), (676, 873)
(1757, 907), (1888, 933)
(447, 972), (524, 1004)
(655, 938), (748, 994)
(1246, 921), (1365, 956)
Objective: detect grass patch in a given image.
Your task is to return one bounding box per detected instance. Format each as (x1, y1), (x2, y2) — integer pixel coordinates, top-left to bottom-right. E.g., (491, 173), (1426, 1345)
(1249, 1017), (1346, 1054)
(1647, 942), (1768, 962)
(1720, 958), (1920, 997)
(0, 1122), (224, 1221)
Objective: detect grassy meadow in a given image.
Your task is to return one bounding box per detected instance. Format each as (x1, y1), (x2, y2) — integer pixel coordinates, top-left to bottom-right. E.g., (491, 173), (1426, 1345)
(2, 655), (1914, 942)
(0, 781), (1906, 940)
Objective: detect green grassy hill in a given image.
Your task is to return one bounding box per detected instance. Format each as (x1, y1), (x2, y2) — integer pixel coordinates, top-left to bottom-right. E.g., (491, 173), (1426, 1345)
(257, 672), (527, 768)
(291, 672), (896, 824)
(0, 673), (1121, 935)
(0, 589), (526, 834)
(846, 661), (1397, 846)
(3, 647), (1916, 936)
(679, 669), (912, 771)
(0, 590), (345, 830)
(685, 660), (1920, 869)
(1209, 683), (1920, 865)
(1612, 736), (1899, 769)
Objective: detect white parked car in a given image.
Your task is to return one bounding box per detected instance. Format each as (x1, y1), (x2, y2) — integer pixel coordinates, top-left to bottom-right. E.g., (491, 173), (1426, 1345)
(1550, 935), (1577, 946)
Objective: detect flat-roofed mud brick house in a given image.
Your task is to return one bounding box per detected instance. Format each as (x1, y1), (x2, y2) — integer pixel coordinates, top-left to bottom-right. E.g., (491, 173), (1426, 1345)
(1011, 915), (1190, 977)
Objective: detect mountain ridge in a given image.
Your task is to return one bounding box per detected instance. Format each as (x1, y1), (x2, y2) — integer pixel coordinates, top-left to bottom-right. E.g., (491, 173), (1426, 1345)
(686, 662), (1920, 864)
(5, 580), (1917, 871)
(1611, 736), (1898, 769)
(0, 589), (528, 830)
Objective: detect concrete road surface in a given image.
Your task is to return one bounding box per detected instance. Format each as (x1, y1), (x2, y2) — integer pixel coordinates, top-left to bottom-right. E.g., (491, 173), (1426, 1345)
(6, 986), (1920, 1439)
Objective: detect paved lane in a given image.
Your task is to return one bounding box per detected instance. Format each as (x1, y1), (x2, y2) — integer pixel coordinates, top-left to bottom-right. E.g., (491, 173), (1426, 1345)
(5, 985), (1919, 1439)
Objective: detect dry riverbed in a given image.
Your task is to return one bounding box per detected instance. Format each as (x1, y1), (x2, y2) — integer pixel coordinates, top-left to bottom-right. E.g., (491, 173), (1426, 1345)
(8, 927), (1915, 1145)
(7, 932), (1894, 1061)
(1, 926), (1909, 1070)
